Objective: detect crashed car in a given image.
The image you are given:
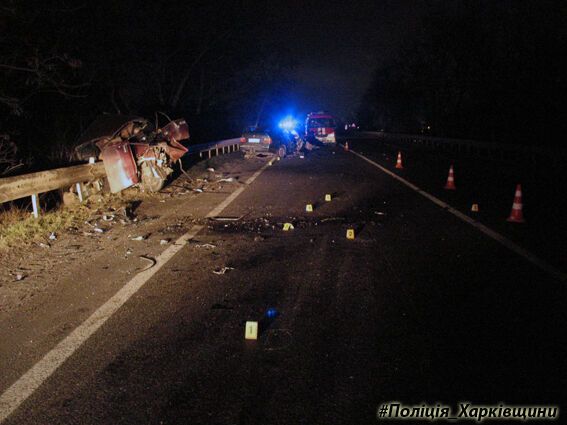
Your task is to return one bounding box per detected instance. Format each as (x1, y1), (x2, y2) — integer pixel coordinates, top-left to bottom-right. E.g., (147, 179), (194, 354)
(74, 115), (189, 192)
(239, 126), (300, 158)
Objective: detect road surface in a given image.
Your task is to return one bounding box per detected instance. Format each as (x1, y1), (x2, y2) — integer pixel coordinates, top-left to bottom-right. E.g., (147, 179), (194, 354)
(1, 139), (565, 424)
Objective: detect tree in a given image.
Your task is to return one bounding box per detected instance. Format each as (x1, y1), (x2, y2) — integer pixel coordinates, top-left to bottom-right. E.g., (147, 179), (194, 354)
(0, 1), (87, 117)
(358, 0), (567, 145)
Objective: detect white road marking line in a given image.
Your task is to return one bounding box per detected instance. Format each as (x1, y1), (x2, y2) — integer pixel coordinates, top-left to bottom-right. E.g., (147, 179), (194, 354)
(349, 148), (567, 283)
(206, 159), (274, 218)
(0, 225), (200, 422)
(0, 158), (275, 423)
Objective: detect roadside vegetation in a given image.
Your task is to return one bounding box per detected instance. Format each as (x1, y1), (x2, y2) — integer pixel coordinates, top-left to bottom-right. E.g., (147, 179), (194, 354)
(0, 2), (294, 176)
(0, 205), (90, 251)
(0, 187), (148, 252)
(357, 0), (565, 146)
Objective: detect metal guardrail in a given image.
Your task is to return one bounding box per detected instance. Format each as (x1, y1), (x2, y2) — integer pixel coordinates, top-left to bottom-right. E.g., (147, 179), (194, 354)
(0, 137), (242, 216)
(0, 162), (106, 210)
(190, 137), (242, 159)
(352, 131), (566, 166)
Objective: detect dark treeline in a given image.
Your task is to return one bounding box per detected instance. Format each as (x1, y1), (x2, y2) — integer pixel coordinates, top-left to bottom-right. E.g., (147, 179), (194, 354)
(0, 0), (295, 172)
(358, 0), (566, 147)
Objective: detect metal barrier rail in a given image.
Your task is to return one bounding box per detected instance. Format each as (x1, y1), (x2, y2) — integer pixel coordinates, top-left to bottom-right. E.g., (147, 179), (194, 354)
(0, 162), (107, 217)
(189, 137), (242, 159)
(0, 137), (242, 216)
(353, 131), (566, 166)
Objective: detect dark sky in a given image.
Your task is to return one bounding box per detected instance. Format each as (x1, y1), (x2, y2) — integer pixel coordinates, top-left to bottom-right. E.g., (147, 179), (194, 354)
(263, 0), (425, 120)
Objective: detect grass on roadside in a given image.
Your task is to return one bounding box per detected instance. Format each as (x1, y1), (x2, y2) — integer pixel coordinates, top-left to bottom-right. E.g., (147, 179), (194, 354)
(0, 205), (91, 251)
(0, 188), (150, 252)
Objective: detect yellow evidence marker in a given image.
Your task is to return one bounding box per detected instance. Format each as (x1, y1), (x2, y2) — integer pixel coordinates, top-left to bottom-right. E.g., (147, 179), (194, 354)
(346, 229), (355, 240)
(306, 204), (313, 212)
(283, 223), (294, 231)
(325, 194), (332, 202)
(245, 321), (258, 340)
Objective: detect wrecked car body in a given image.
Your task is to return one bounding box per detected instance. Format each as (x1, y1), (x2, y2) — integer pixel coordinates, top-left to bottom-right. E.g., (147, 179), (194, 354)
(75, 115), (189, 192)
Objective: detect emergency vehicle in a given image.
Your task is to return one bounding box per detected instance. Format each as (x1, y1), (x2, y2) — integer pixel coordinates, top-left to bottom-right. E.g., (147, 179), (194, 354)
(305, 112), (337, 144)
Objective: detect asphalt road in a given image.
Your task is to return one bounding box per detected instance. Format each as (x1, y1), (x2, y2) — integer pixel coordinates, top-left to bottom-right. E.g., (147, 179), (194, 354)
(343, 133), (567, 274)
(2, 141), (566, 424)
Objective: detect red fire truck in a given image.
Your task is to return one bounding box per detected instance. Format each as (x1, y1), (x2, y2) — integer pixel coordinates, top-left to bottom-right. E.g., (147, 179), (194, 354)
(305, 112), (337, 144)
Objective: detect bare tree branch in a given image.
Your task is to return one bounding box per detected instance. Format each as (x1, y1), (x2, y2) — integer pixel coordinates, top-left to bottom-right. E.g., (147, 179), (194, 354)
(168, 28), (234, 110)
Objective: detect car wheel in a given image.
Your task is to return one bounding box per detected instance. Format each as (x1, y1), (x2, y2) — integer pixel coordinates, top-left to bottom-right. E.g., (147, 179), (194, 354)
(277, 145), (287, 158)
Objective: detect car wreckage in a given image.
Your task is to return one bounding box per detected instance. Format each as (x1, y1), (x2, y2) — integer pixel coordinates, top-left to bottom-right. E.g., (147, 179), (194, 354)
(74, 115), (189, 193)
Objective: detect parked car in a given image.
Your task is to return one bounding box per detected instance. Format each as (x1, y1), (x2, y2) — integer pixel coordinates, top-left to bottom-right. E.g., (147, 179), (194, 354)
(240, 127), (297, 158)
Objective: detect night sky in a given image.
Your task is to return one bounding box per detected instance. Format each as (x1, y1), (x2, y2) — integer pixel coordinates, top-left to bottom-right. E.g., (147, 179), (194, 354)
(263, 0), (424, 119)
(1, 0), (565, 165)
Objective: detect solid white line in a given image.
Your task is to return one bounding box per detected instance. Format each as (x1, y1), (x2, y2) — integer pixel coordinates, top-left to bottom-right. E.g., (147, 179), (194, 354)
(206, 158), (274, 218)
(0, 225), (201, 422)
(349, 148), (567, 283)
(0, 158), (275, 423)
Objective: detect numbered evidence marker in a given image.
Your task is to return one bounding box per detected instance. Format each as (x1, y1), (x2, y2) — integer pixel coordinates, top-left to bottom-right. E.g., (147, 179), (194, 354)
(325, 194), (332, 202)
(306, 204), (313, 212)
(245, 321), (258, 340)
(283, 222), (294, 231)
(346, 229), (355, 240)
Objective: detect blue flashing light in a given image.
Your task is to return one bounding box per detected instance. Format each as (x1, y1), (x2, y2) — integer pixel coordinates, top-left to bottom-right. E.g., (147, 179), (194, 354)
(266, 308), (278, 318)
(278, 116), (297, 131)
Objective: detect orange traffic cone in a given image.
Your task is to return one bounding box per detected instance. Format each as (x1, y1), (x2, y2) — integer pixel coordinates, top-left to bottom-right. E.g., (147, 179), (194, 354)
(444, 165), (456, 190)
(395, 152), (403, 169)
(344, 142), (349, 152)
(507, 184), (525, 223)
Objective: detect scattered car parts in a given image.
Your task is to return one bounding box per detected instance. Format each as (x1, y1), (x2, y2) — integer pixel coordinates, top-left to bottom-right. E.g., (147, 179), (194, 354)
(75, 115), (189, 193)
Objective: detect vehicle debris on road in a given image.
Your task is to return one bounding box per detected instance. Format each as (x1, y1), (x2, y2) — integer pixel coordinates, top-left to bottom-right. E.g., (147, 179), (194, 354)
(139, 255), (157, 270)
(194, 243), (216, 249)
(320, 217), (345, 223)
(212, 266), (234, 275)
(209, 216), (242, 221)
(74, 115), (189, 193)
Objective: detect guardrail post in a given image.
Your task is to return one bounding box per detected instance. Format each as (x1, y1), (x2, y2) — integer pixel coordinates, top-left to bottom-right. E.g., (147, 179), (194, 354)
(31, 193), (39, 218)
(215, 147), (219, 156)
(76, 182), (84, 203)
(208, 150), (212, 159)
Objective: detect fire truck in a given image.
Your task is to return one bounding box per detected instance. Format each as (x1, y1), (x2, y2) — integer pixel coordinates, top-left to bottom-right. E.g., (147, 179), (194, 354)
(305, 112), (337, 144)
